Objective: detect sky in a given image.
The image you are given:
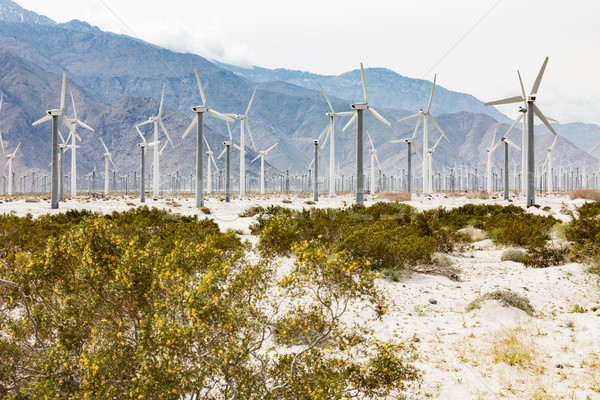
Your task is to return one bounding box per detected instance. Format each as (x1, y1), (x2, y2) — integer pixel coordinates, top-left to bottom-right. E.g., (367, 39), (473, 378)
(16, 0), (600, 125)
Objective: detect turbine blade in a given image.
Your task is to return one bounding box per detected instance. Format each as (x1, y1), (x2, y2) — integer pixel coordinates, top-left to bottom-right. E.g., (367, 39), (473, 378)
(367, 130), (375, 150)
(532, 104), (557, 135)
(13, 142), (20, 155)
(181, 115), (198, 140)
(265, 142), (278, 154)
(318, 121), (332, 143)
(158, 83), (166, 118)
(293, 138), (314, 143)
(218, 147), (226, 159)
(78, 120), (94, 132)
(503, 113), (524, 137)
(159, 120), (175, 148)
(110, 156), (117, 171)
(69, 86), (78, 120)
(589, 142), (600, 155)
(335, 111), (354, 117)
(412, 140), (423, 163)
(203, 135), (212, 153)
(32, 115), (52, 126)
(490, 140), (502, 153)
(318, 82), (334, 113)
(233, 144), (242, 151)
(484, 95), (525, 106)
(135, 125), (147, 143)
(0, 130), (4, 156)
(100, 137), (109, 153)
(412, 116), (422, 139)
(251, 154), (261, 163)
(0, 92), (3, 114)
(433, 134), (444, 150)
(342, 113), (357, 132)
(491, 128), (497, 148)
(318, 142), (325, 164)
(60, 73), (66, 110)
(207, 109), (235, 122)
(427, 74), (437, 113)
(226, 121), (233, 141)
(397, 112), (422, 123)
(375, 152), (382, 171)
(368, 108), (391, 127)
(245, 86), (257, 117)
(428, 115), (449, 142)
(531, 56), (549, 95)
(136, 119), (154, 127)
(245, 119), (256, 151)
(194, 68), (207, 106)
(360, 63), (368, 103)
(503, 137), (521, 151)
(517, 70), (526, 100)
(542, 152), (549, 169)
(61, 115), (76, 135)
(550, 133), (559, 150)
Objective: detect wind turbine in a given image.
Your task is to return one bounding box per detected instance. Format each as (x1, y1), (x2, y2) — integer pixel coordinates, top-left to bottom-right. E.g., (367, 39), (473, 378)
(294, 135), (325, 202)
(317, 83), (353, 197)
(397, 74), (448, 195)
(252, 143), (278, 195)
(485, 57), (556, 206)
(390, 115), (424, 194)
(4, 142), (20, 195)
(0, 92), (5, 158)
(485, 128), (499, 192)
(135, 84), (174, 198)
(489, 135), (521, 200)
(366, 131), (381, 195)
(342, 63), (391, 205)
(32, 73), (76, 209)
(205, 138), (218, 194)
(99, 137), (117, 195)
(543, 132), (560, 193)
(64, 86), (94, 198)
(427, 134), (445, 193)
(225, 86), (258, 198)
(135, 126), (159, 203)
(183, 69), (233, 207)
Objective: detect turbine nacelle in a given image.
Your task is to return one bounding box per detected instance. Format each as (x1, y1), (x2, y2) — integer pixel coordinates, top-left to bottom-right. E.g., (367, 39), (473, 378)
(527, 95), (536, 103)
(350, 103), (368, 110)
(518, 106), (527, 113)
(191, 106), (209, 113)
(47, 109), (62, 116)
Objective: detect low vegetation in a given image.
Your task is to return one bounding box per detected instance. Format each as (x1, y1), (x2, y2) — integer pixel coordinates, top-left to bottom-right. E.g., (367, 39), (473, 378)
(466, 290), (535, 316)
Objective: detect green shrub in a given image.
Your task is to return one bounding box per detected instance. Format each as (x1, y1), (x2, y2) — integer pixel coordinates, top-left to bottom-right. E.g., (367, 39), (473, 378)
(485, 212), (557, 247)
(565, 201), (600, 265)
(522, 239), (568, 268)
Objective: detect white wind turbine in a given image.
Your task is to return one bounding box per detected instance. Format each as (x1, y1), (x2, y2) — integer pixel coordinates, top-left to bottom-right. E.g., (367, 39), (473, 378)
(99, 137), (117, 195)
(182, 69), (233, 207)
(252, 143), (278, 195)
(427, 134), (445, 193)
(135, 84), (174, 198)
(32, 73), (76, 209)
(205, 137), (218, 194)
(317, 83), (353, 197)
(397, 74), (448, 195)
(489, 135), (521, 199)
(135, 126), (159, 203)
(485, 128), (499, 192)
(218, 123), (239, 203)
(342, 63), (391, 205)
(390, 116), (424, 194)
(5, 142), (20, 195)
(485, 57), (556, 206)
(543, 132), (560, 193)
(0, 92), (5, 158)
(366, 131), (381, 194)
(64, 86), (94, 198)
(225, 86), (258, 198)
(294, 134), (326, 202)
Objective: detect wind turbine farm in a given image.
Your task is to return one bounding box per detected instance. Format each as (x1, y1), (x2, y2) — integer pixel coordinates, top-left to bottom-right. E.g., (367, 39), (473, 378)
(2, 0), (600, 398)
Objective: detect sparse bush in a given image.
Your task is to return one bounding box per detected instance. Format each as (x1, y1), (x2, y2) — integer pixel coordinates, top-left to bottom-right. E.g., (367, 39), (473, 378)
(565, 201), (600, 268)
(413, 253), (461, 281)
(522, 238), (568, 268)
(466, 290), (535, 316)
(489, 327), (536, 366)
(569, 189), (600, 201)
(501, 248), (526, 263)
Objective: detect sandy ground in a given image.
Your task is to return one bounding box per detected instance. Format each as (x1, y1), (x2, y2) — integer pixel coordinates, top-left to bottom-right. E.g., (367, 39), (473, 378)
(2, 191), (600, 399)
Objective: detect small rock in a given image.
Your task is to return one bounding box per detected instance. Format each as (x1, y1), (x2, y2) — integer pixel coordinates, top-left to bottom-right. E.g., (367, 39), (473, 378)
(555, 364), (563, 369)
(429, 298), (438, 305)
(412, 336), (421, 343)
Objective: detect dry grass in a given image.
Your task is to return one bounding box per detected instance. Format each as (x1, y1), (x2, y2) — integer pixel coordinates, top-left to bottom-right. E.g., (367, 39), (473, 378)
(198, 206), (211, 214)
(489, 327), (536, 367)
(375, 190), (411, 201)
(501, 248), (526, 263)
(569, 189), (600, 201)
(466, 191), (490, 199)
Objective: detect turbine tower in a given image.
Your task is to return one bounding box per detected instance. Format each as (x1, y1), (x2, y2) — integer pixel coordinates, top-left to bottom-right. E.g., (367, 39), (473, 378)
(342, 63), (390, 205)
(397, 74), (448, 195)
(225, 87), (257, 198)
(490, 136), (521, 199)
(100, 137), (117, 194)
(205, 137), (218, 194)
(182, 69), (233, 208)
(485, 128), (499, 193)
(252, 143), (278, 195)
(135, 84), (174, 198)
(317, 83), (353, 197)
(135, 126), (159, 203)
(64, 86), (94, 198)
(366, 131), (381, 194)
(485, 57), (556, 206)
(32, 73), (76, 209)
(294, 137), (325, 202)
(4, 142), (20, 195)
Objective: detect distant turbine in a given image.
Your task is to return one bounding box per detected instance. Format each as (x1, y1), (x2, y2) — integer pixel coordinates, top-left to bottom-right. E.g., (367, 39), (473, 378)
(32, 73), (76, 209)
(485, 57), (556, 206)
(342, 63), (391, 205)
(317, 83), (353, 197)
(390, 115), (424, 193)
(294, 136), (326, 202)
(590, 127), (600, 155)
(4, 142), (20, 195)
(490, 136), (521, 199)
(397, 74), (448, 195)
(218, 123), (238, 203)
(251, 143), (278, 195)
(135, 125), (159, 203)
(100, 137), (117, 194)
(135, 84), (174, 198)
(182, 69), (233, 207)
(542, 131), (560, 193)
(427, 134), (445, 193)
(0, 92), (5, 157)
(225, 86), (257, 198)
(64, 86), (94, 198)
(205, 137), (218, 194)
(366, 131), (381, 194)
(485, 128), (499, 192)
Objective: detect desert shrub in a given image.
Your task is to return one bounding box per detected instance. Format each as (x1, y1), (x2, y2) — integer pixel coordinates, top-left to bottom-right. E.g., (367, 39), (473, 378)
(565, 201), (600, 266)
(466, 290), (535, 316)
(436, 204), (523, 230)
(337, 220), (436, 271)
(239, 205), (267, 217)
(413, 253), (461, 281)
(569, 189), (600, 201)
(501, 248), (525, 263)
(489, 327), (536, 366)
(485, 212), (557, 247)
(522, 238), (568, 268)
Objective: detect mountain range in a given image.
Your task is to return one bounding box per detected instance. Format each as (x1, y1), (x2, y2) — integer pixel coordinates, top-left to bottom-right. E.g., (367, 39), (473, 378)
(0, 0), (597, 189)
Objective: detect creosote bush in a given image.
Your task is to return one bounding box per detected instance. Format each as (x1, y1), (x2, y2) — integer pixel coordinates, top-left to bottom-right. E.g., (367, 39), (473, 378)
(466, 290), (535, 316)
(501, 248), (526, 263)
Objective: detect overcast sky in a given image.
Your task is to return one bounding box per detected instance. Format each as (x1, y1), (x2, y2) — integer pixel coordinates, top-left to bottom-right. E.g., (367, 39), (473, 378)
(17, 0), (600, 125)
